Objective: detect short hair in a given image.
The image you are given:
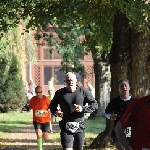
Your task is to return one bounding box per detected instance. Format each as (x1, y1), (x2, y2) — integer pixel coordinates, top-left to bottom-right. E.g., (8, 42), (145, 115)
(118, 79), (130, 86)
(65, 72), (76, 79)
(35, 86), (42, 91)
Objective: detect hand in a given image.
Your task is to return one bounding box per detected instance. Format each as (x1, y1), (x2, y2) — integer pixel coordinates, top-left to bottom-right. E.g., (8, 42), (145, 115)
(74, 104), (83, 112)
(44, 110), (50, 113)
(56, 109), (63, 117)
(111, 114), (117, 120)
(22, 107), (27, 111)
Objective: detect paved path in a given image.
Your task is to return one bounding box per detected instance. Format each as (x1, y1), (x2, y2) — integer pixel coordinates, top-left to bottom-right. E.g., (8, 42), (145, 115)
(0, 122), (61, 150)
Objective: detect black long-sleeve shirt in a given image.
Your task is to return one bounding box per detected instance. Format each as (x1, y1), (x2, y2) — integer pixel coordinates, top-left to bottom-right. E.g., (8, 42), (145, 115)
(49, 86), (98, 122)
(105, 96), (135, 127)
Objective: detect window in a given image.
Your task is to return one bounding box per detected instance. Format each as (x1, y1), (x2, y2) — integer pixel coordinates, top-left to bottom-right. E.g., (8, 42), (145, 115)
(54, 67), (65, 85)
(53, 50), (62, 59)
(44, 66), (83, 86)
(43, 48), (62, 59)
(43, 48), (52, 59)
(75, 72), (83, 83)
(44, 67), (52, 85)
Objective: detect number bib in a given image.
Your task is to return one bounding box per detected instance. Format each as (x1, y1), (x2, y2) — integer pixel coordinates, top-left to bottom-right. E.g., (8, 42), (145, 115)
(124, 127), (131, 137)
(35, 110), (45, 117)
(66, 122), (79, 133)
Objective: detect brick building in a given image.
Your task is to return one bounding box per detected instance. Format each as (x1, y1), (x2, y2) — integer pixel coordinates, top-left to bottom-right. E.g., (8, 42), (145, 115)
(22, 25), (95, 95)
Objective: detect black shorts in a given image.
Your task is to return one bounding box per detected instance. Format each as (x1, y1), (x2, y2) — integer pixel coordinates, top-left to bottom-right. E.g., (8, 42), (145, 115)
(33, 121), (50, 132)
(60, 130), (84, 150)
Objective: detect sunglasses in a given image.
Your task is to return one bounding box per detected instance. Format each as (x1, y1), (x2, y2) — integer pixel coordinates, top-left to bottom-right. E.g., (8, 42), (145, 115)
(36, 91), (42, 94)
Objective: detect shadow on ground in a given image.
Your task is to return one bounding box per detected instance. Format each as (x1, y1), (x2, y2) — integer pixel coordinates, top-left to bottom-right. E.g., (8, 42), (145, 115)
(0, 122), (61, 150)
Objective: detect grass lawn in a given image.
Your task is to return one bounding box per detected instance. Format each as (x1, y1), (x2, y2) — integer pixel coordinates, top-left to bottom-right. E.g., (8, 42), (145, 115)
(0, 111), (32, 137)
(84, 116), (106, 145)
(0, 111), (115, 149)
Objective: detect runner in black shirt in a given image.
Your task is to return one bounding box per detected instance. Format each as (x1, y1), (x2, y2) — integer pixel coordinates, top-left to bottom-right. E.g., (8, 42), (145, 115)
(50, 72), (98, 150)
(105, 79), (135, 150)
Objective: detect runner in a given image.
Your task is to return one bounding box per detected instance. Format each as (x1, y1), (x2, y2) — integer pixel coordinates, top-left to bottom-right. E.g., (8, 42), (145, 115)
(115, 94), (150, 150)
(105, 79), (135, 150)
(24, 86), (51, 150)
(49, 72), (98, 150)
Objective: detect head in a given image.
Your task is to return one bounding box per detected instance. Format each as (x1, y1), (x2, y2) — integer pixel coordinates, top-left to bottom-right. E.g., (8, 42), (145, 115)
(35, 86), (43, 99)
(29, 79), (33, 84)
(87, 81), (91, 87)
(118, 79), (130, 97)
(65, 72), (77, 92)
(48, 89), (53, 96)
(50, 77), (54, 81)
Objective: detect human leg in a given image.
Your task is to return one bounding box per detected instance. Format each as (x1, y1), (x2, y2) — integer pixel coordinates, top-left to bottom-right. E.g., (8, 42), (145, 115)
(60, 131), (74, 150)
(41, 122), (50, 140)
(111, 132), (125, 150)
(49, 121), (53, 133)
(73, 131), (84, 150)
(33, 121), (43, 150)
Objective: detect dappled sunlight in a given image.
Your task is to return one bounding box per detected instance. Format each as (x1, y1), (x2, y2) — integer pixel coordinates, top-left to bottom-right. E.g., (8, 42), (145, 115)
(0, 112), (116, 149)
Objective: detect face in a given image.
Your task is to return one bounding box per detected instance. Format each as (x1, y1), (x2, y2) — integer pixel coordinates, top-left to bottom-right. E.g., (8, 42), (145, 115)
(118, 81), (130, 95)
(65, 73), (77, 91)
(35, 87), (42, 99)
(48, 90), (53, 96)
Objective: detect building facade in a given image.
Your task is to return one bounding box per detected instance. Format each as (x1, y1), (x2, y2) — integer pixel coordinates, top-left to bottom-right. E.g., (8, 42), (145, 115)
(22, 25), (95, 95)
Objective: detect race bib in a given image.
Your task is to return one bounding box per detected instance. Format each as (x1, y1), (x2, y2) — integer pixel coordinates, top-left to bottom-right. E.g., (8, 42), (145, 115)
(35, 110), (45, 117)
(66, 122), (79, 133)
(124, 127), (131, 137)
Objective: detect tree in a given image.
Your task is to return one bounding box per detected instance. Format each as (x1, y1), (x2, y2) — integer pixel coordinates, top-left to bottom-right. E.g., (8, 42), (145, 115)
(83, 29), (111, 117)
(40, 21), (111, 118)
(0, 23), (37, 113)
(10, 1), (150, 147)
(0, 0), (150, 148)
(43, 22), (86, 75)
(90, 7), (150, 150)
(0, 54), (26, 113)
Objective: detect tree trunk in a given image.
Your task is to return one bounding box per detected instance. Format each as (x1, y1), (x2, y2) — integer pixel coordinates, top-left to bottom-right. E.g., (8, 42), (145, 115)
(88, 47), (102, 118)
(128, 29), (150, 97)
(89, 49), (110, 118)
(89, 61), (102, 117)
(89, 11), (131, 148)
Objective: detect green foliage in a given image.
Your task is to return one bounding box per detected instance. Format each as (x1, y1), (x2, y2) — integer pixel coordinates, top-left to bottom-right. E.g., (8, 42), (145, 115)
(43, 22), (87, 76)
(0, 31), (14, 86)
(0, 0), (150, 33)
(0, 0), (149, 62)
(0, 25), (36, 113)
(114, 0), (150, 30)
(0, 58), (10, 86)
(0, 54), (26, 113)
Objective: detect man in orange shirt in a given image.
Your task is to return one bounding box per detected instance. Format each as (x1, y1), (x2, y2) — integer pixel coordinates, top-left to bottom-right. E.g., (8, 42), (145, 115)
(24, 86), (51, 150)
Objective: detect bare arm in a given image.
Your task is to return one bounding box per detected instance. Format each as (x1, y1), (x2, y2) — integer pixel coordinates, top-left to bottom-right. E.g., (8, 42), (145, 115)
(115, 121), (133, 150)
